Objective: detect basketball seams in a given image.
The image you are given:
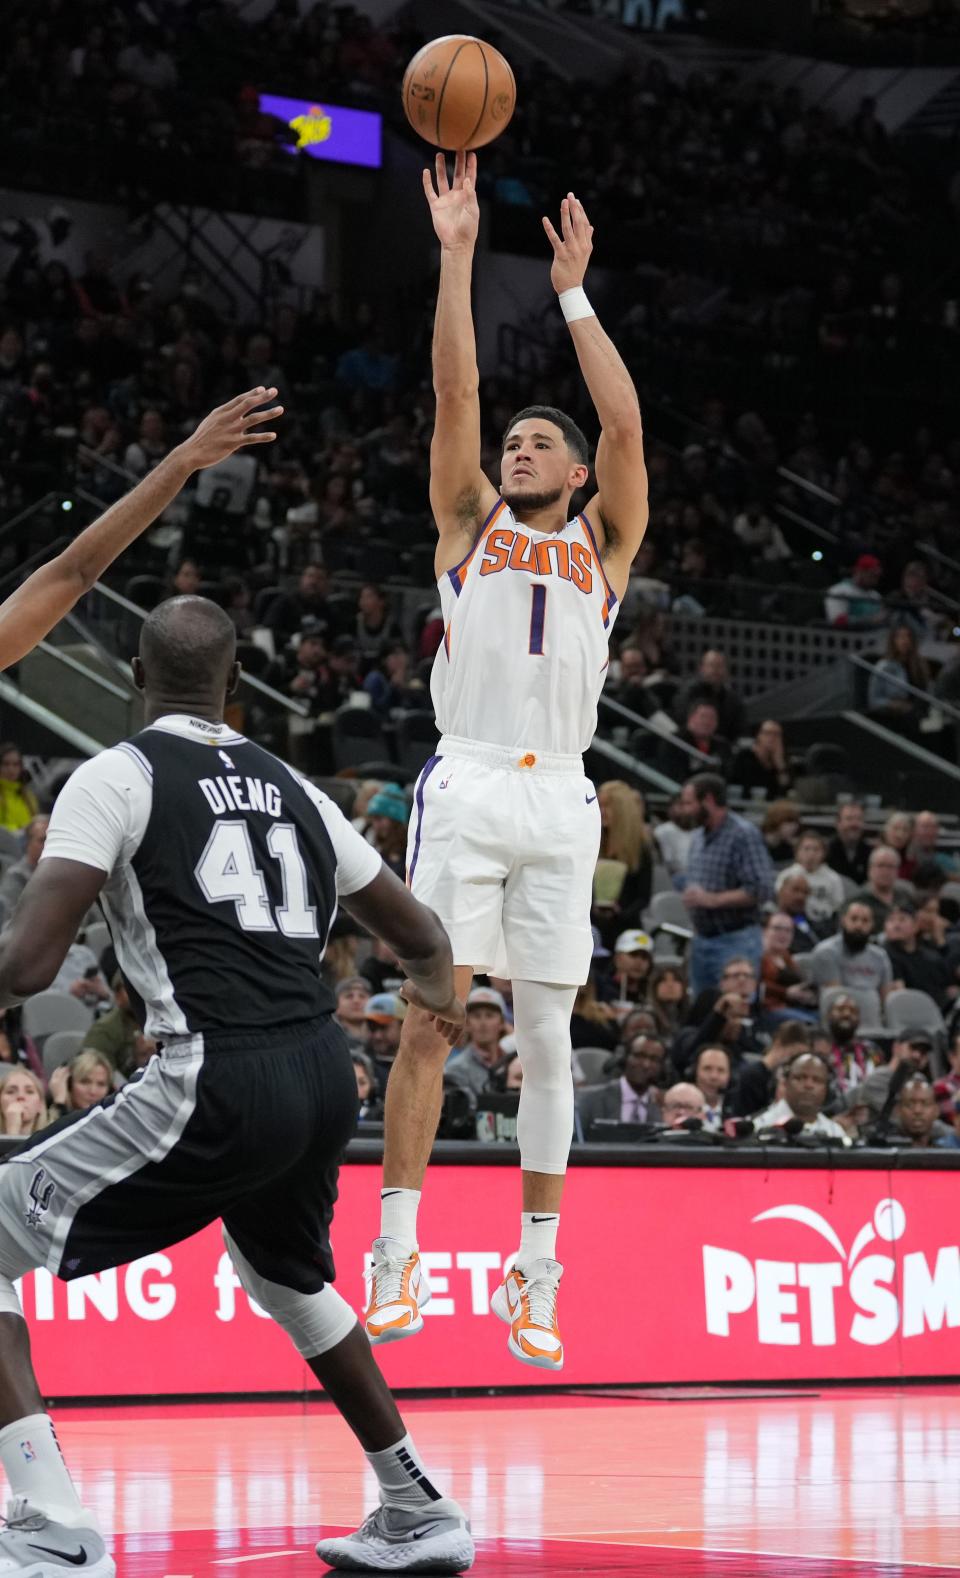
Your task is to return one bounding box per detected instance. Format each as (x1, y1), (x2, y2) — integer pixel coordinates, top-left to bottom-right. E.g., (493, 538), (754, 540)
(435, 40), (469, 151)
(461, 40), (490, 153)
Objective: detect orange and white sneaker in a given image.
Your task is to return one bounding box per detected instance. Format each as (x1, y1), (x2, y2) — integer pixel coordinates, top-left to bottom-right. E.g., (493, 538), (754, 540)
(490, 1258), (564, 1370)
(363, 1237), (431, 1345)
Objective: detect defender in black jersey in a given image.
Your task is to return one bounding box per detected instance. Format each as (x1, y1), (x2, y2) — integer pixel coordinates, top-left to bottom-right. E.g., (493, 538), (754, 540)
(0, 598), (473, 1576)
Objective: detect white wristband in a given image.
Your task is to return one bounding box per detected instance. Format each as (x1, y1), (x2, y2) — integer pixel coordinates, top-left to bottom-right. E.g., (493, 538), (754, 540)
(558, 286), (595, 324)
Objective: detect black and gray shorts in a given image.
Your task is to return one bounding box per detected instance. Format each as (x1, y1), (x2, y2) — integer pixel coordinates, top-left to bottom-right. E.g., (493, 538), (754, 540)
(0, 1017), (358, 1295)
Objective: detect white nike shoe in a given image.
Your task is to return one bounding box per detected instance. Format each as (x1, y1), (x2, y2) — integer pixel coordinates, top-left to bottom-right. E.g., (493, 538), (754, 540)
(0, 1498), (115, 1576)
(315, 1497), (474, 1572)
(364, 1238), (432, 1345)
(490, 1258), (564, 1370)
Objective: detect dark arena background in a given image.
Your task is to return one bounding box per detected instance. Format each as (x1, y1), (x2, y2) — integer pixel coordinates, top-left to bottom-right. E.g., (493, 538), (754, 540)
(0, 0), (959, 1573)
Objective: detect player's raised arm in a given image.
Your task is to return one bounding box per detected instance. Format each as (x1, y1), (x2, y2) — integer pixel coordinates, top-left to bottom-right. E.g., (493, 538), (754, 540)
(543, 192), (648, 589)
(0, 387), (283, 672)
(424, 150), (499, 565)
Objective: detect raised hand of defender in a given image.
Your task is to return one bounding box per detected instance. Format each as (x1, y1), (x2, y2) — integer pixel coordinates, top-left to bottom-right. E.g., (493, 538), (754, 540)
(422, 150), (479, 252)
(178, 387), (285, 472)
(400, 979), (466, 1048)
(543, 191), (594, 294)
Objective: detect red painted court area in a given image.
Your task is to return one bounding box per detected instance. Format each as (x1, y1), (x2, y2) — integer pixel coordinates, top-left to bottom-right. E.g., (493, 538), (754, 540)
(54, 1387), (960, 1575)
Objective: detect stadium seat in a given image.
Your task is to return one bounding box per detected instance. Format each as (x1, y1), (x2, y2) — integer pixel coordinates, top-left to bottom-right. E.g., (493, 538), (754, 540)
(23, 991), (94, 1045)
(253, 586), (283, 625)
(0, 828), (22, 865)
(83, 920), (112, 964)
(574, 1048), (614, 1085)
(42, 1029), (87, 1079)
(394, 709), (440, 774)
(644, 891), (692, 935)
(236, 642), (271, 678)
(311, 777), (357, 817)
(332, 707), (389, 771)
(883, 988), (946, 1041)
(125, 574), (166, 611)
(819, 984), (885, 1038)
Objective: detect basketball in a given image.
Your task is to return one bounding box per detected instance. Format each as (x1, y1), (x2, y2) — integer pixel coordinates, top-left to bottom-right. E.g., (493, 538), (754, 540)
(402, 35), (516, 151)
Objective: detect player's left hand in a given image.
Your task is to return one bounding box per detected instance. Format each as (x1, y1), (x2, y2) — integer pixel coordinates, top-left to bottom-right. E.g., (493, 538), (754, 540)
(400, 980), (466, 1048)
(178, 387), (285, 472)
(542, 192), (594, 294)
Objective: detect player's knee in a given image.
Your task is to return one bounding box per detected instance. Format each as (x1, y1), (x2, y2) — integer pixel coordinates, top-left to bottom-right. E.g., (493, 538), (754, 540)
(223, 1230), (357, 1359)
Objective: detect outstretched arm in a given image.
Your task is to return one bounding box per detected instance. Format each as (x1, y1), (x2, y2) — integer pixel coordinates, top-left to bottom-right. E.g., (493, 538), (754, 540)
(0, 386), (283, 671)
(424, 151), (498, 568)
(543, 192), (648, 592)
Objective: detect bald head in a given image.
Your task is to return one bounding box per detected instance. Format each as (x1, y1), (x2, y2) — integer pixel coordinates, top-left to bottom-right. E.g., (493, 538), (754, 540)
(137, 596), (237, 700)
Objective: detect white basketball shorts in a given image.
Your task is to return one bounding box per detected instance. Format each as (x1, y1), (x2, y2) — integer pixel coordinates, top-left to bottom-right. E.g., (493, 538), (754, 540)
(406, 734), (601, 986)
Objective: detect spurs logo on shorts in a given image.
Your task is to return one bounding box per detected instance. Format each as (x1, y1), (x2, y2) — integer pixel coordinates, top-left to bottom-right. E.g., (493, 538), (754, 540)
(25, 1167), (55, 1230)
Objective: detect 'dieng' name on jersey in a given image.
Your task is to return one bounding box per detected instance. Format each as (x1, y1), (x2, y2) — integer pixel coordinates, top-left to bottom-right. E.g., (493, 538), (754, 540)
(118, 726), (342, 1035)
(198, 767), (284, 819)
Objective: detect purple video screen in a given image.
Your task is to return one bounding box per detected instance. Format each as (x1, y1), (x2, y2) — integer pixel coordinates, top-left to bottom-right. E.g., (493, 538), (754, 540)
(260, 93), (382, 169)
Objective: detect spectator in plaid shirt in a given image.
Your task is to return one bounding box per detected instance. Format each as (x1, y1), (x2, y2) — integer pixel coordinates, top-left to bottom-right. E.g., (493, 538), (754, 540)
(678, 773), (776, 996)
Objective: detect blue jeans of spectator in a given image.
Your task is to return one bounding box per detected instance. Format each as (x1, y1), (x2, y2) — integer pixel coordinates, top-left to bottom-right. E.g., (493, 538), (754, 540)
(690, 925), (764, 998)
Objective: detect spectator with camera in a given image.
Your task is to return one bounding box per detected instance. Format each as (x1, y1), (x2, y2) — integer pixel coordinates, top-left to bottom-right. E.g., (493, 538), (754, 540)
(575, 1032), (665, 1139)
(445, 987), (509, 1100)
(754, 1053), (851, 1145)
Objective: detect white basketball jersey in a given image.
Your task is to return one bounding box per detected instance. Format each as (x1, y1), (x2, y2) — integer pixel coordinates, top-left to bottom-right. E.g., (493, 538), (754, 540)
(430, 498), (618, 755)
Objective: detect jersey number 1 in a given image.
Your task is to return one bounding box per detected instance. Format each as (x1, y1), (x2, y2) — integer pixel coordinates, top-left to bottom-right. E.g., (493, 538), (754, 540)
(529, 584), (547, 654)
(195, 820), (319, 937)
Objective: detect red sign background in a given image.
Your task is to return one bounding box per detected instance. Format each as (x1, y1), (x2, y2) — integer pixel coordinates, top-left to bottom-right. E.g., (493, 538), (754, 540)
(21, 1164), (960, 1396)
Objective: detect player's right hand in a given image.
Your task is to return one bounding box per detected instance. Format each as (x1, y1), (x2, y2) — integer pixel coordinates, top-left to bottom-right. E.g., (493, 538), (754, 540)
(400, 979), (467, 1047)
(178, 387), (285, 471)
(422, 150), (479, 252)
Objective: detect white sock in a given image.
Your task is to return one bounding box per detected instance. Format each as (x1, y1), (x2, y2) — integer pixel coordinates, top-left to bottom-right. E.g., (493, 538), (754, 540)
(365, 1431), (442, 1510)
(379, 1188), (420, 1251)
(0, 1413), (91, 1528)
(518, 1211), (560, 1268)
